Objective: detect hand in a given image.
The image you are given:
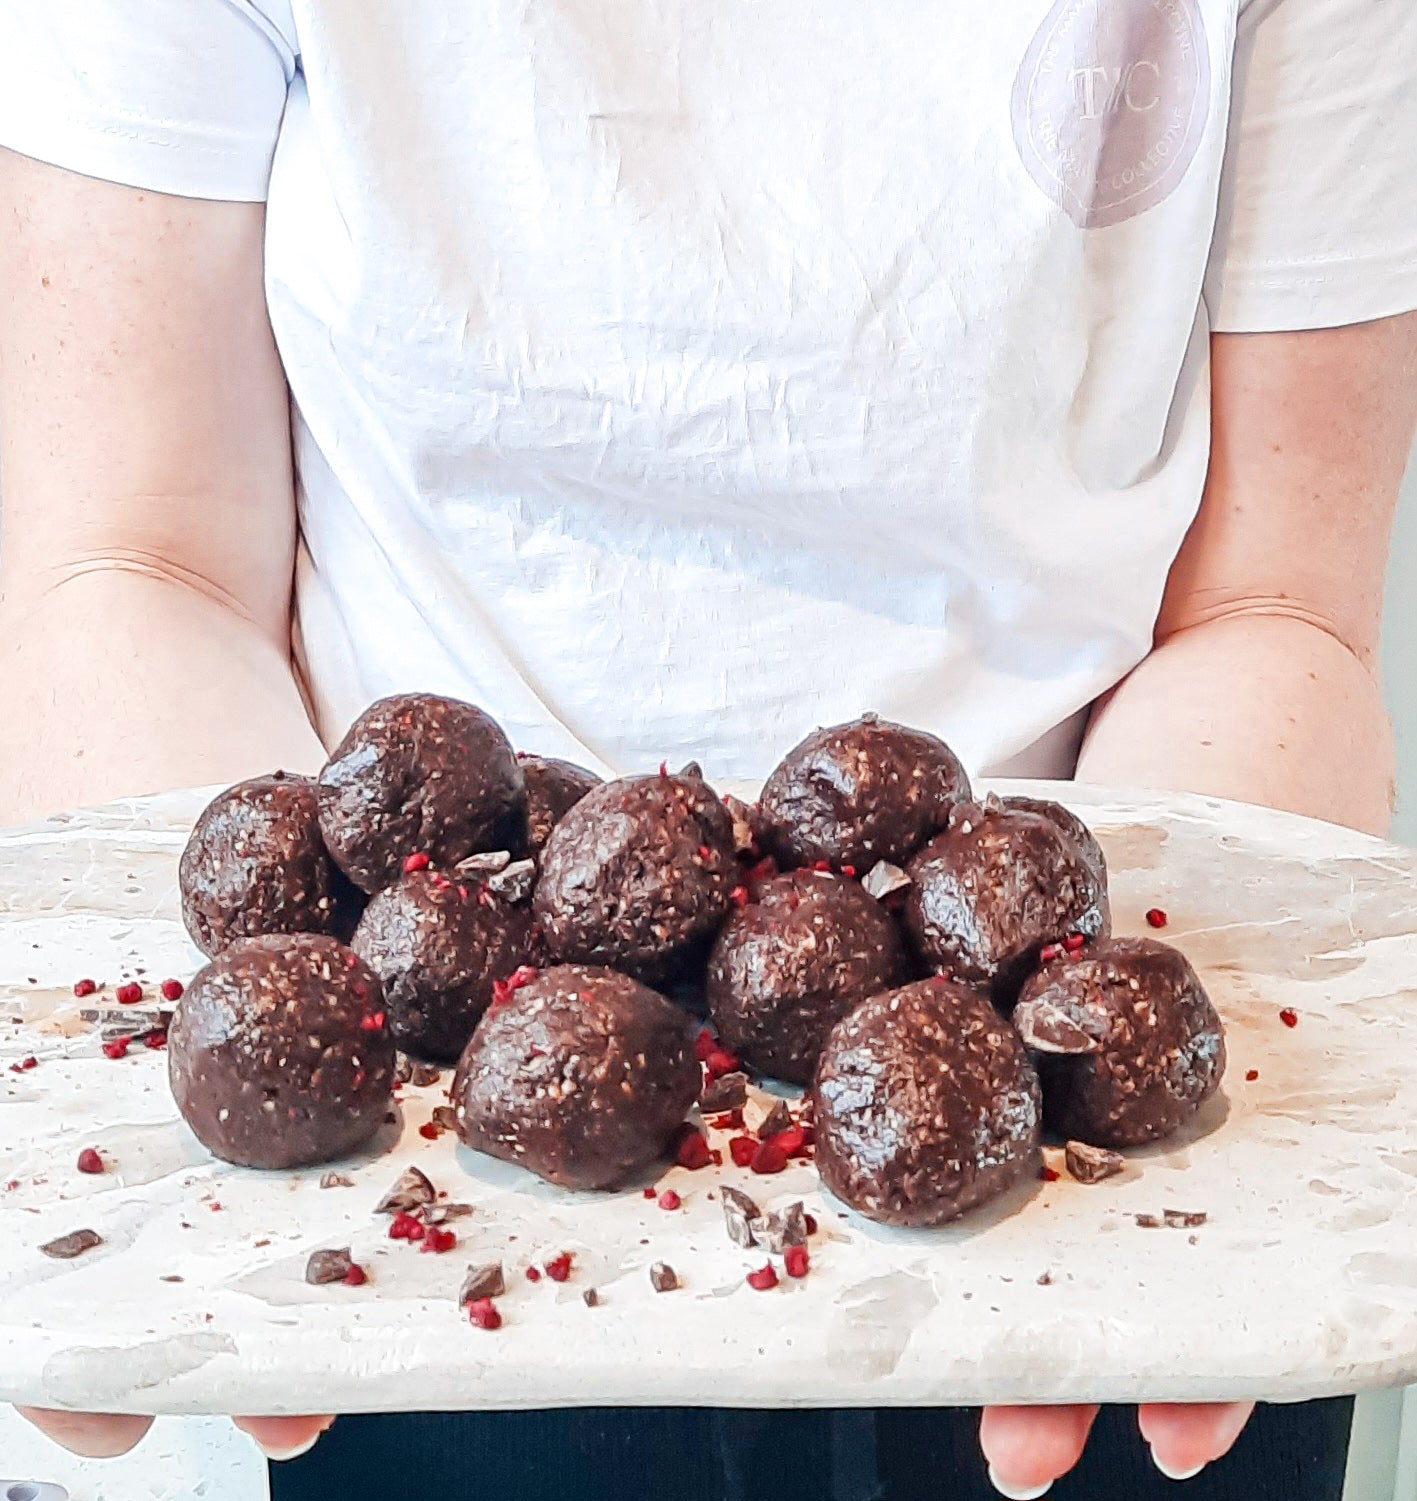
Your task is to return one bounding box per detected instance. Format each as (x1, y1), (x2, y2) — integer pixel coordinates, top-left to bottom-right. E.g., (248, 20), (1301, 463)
(980, 1402), (1254, 1496)
(15, 1407), (336, 1462)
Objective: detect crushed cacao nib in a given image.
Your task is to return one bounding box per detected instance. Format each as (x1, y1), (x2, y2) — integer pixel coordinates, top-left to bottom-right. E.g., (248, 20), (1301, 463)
(423, 1202), (474, 1225)
(757, 1100), (795, 1140)
(459, 1262), (507, 1304)
(649, 1261), (679, 1293)
(753, 1201), (808, 1254)
(721, 1185), (761, 1248)
(430, 1105), (459, 1132)
(375, 1166), (436, 1214)
(583, 1287), (601, 1307)
(1163, 1209), (1207, 1229)
(1134, 1214), (1163, 1229)
(488, 859), (537, 905)
(40, 1228), (103, 1259)
(409, 1062), (443, 1088)
(1037, 1271), (1053, 1287)
(320, 1172), (355, 1189)
(160, 1274), (185, 1283)
(306, 1248), (356, 1285)
(700, 1070), (749, 1114)
(861, 861), (911, 900)
(394, 1055), (416, 1085)
(456, 851), (513, 877)
(1064, 1141), (1125, 1185)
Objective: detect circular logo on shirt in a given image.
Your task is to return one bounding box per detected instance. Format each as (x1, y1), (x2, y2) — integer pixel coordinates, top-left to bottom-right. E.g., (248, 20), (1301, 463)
(1011, 0), (1211, 229)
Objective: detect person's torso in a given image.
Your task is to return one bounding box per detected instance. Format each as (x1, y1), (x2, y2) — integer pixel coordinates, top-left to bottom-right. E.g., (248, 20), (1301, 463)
(269, 0), (1237, 778)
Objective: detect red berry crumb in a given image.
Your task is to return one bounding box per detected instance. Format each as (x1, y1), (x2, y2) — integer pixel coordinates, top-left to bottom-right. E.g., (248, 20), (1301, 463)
(1040, 1166), (1061, 1182)
(1038, 944), (1061, 964)
(784, 1245), (809, 1279)
(342, 1263), (369, 1287)
(102, 1038), (130, 1060)
(675, 1129), (712, 1171)
(705, 1048), (740, 1078)
(694, 1028), (718, 1063)
(1063, 933), (1086, 953)
(774, 1126), (808, 1159)
(659, 761), (669, 778)
(811, 860), (832, 872)
(729, 885), (750, 910)
(545, 1253), (573, 1283)
(729, 1136), (757, 1168)
(746, 1264), (779, 1291)
(361, 1011), (387, 1032)
(418, 1122), (440, 1140)
(73, 978), (97, 999)
(115, 982), (143, 1005)
(643, 1187), (657, 1200)
(1145, 908), (1168, 929)
(468, 1296), (503, 1330)
(658, 1190), (682, 1211)
(751, 1138), (788, 1175)
(403, 852), (431, 873)
(421, 1227), (458, 1254)
(842, 865), (857, 878)
(76, 1148), (104, 1175)
(1280, 1008), (1299, 1029)
(9, 1056), (38, 1073)
(1245, 1069), (1259, 1081)
(388, 1212), (425, 1242)
(143, 1029), (168, 1050)
(525, 1266), (542, 1283)
(804, 1213), (819, 1236)
(160, 978), (185, 1002)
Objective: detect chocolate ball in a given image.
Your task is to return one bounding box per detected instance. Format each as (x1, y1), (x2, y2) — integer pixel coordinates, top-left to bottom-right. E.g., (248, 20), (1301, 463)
(759, 715), (971, 870)
(168, 934), (395, 1169)
(178, 774), (356, 958)
(812, 979), (1042, 1226)
(351, 870), (535, 1063)
(707, 870), (910, 1085)
(518, 755), (603, 858)
(451, 964), (700, 1189)
(904, 801), (1110, 1003)
(533, 773), (736, 982)
(1012, 936), (1225, 1147)
(317, 693), (526, 893)
(1004, 795), (1107, 889)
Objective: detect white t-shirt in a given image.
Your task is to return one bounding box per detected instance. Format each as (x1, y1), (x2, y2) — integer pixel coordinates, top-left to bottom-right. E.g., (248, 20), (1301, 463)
(1, 0), (1415, 781)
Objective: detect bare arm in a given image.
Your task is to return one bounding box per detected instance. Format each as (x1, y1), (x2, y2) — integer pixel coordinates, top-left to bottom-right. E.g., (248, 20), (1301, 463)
(1078, 313), (1417, 838)
(0, 149), (325, 826)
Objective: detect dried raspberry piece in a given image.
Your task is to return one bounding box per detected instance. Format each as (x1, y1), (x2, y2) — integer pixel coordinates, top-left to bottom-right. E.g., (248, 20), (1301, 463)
(784, 1246), (809, 1279)
(467, 1297), (502, 1329)
(746, 1264), (778, 1291)
(728, 1136), (757, 1168)
(544, 1252), (573, 1283)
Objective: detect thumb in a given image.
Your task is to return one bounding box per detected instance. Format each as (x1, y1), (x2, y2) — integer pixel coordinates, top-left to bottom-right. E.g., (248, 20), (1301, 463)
(233, 1414), (337, 1461)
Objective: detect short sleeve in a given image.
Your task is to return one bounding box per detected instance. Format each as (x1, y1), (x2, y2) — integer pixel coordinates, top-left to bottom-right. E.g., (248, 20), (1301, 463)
(1205, 0), (1417, 333)
(0, 1), (297, 202)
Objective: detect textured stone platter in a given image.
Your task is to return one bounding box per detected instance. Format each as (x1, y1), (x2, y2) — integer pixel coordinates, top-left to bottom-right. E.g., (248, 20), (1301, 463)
(2, 781), (1416, 1417)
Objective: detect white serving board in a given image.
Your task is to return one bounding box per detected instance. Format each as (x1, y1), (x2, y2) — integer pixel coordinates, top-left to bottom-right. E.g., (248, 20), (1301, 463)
(2, 781), (1416, 1417)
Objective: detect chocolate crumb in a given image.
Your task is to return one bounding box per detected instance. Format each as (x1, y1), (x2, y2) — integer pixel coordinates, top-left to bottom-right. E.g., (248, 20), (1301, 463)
(1037, 1271), (1053, 1286)
(306, 1248), (355, 1285)
(678, 762), (704, 780)
(254, 1238), (271, 1248)
(320, 1172), (354, 1190)
(424, 1202), (474, 1225)
(1014, 1001), (1103, 1056)
(1188, 1234), (1199, 1246)
(40, 1228), (103, 1259)
(431, 1105), (459, 1132)
(1163, 1208), (1207, 1229)
(754, 1201), (808, 1254)
(582, 1287), (600, 1307)
(1064, 1141), (1125, 1185)
(700, 1070), (749, 1114)
(394, 1055), (415, 1085)
(1134, 1214), (1163, 1229)
(160, 1274), (184, 1283)
(757, 1099), (795, 1139)
(409, 1062), (443, 1088)
(861, 860), (912, 900)
(650, 1261), (679, 1293)
(721, 1185), (760, 1248)
(375, 1166), (436, 1214)
(459, 1262), (506, 1304)
(488, 859), (537, 904)
(723, 795), (760, 855)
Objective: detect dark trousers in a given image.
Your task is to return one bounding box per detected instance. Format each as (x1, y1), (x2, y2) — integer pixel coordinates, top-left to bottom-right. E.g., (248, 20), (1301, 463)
(270, 1398), (1353, 1501)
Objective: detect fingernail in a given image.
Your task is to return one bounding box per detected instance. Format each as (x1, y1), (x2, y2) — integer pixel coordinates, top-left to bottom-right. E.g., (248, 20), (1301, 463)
(986, 1465), (1053, 1500)
(1150, 1450), (1205, 1482)
(259, 1431), (325, 1463)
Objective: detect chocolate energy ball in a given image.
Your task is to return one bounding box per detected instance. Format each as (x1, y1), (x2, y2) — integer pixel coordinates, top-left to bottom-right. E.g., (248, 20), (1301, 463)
(1012, 936), (1225, 1148)
(904, 801), (1110, 1003)
(179, 773), (356, 957)
(1004, 795), (1108, 890)
(317, 693), (526, 893)
(533, 773), (737, 982)
(706, 870), (910, 1085)
(168, 934), (395, 1169)
(759, 714), (972, 870)
(351, 870), (535, 1062)
(451, 964), (700, 1189)
(812, 979), (1042, 1226)
(518, 755), (603, 858)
